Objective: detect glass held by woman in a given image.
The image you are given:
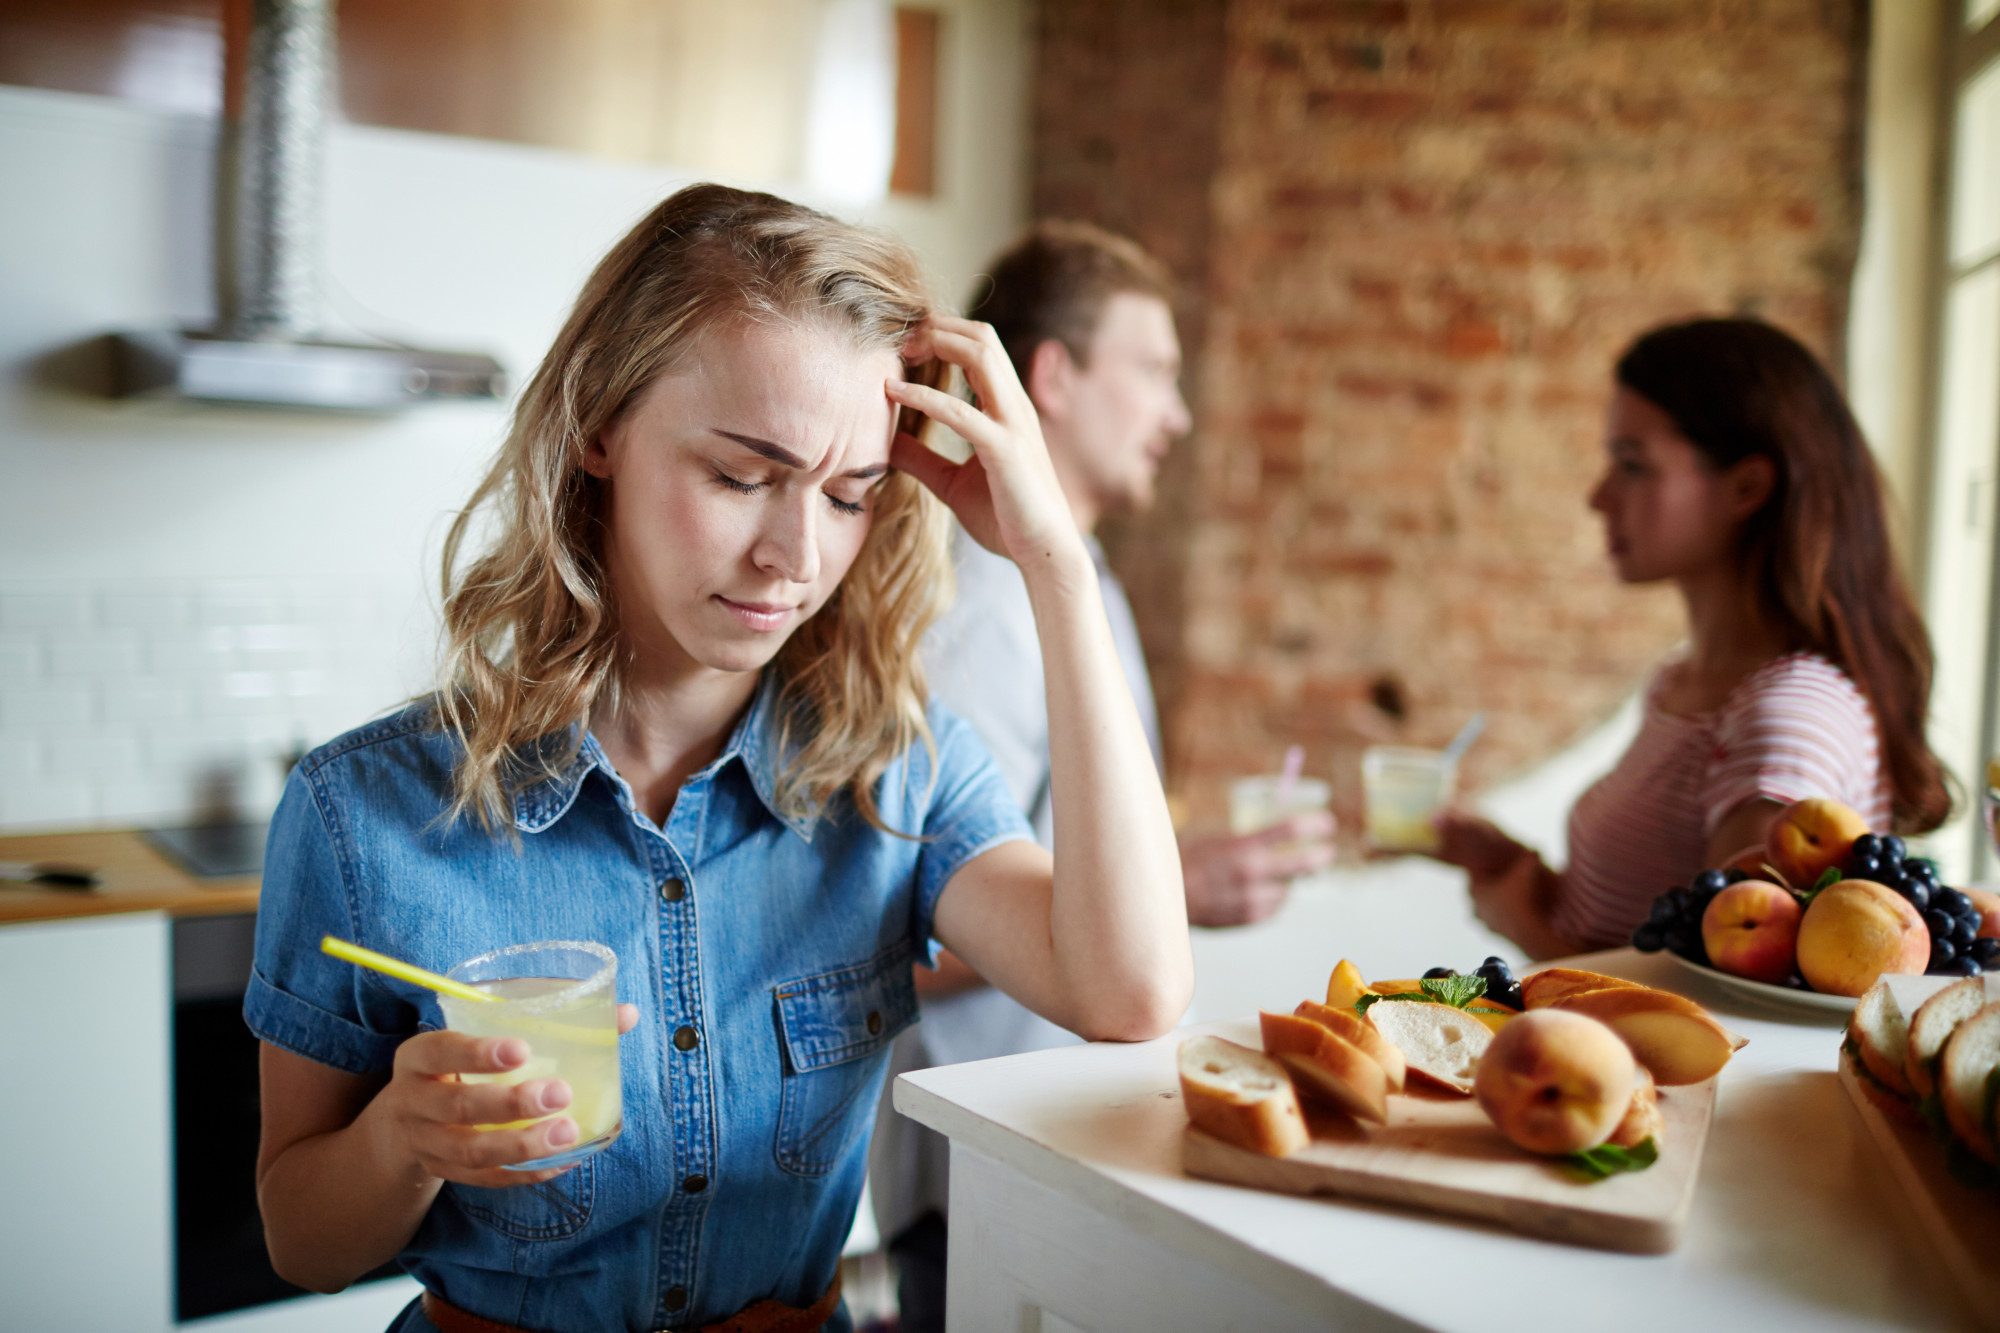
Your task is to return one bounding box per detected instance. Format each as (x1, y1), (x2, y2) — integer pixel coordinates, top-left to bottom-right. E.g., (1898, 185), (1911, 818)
(243, 184), (1190, 1333)
(1429, 318), (1952, 963)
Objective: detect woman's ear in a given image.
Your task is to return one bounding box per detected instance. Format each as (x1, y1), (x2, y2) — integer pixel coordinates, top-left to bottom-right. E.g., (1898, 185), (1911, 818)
(1726, 454), (1777, 520)
(580, 426), (616, 479)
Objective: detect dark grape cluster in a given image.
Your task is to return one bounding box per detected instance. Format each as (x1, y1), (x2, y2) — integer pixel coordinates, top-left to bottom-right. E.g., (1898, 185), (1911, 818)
(1843, 834), (1993, 977)
(1629, 867), (1737, 971)
(1422, 956), (1524, 1010)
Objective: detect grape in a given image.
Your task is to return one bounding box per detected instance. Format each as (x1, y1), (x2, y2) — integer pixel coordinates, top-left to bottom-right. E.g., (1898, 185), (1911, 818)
(1422, 966), (1454, 980)
(1908, 882), (1932, 911)
(1632, 924), (1665, 953)
(1907, 859), (1940, 884)
(1882, 835), (1908, 864)
(1931, 937), (1958, 967)
(1648, 899), (1677, 927)
(1941, 957), (1982, 978)
(1954, 916), (1978, 948)
(1693, 869), (1728, 895)
(1925, 908), (1954, 938)
(1723, 868), (1749, 884)
(1848, 853), (1883, 880)
(1936, 888), (1971, 917)
(1971, 937), (2000, 969)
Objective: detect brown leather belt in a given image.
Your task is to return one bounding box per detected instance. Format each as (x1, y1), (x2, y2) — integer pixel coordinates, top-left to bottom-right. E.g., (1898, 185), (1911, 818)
(420, 1271), (841, 1333)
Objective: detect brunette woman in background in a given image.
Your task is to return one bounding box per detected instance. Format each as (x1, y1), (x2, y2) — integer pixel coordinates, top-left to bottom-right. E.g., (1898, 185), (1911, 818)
(1433, 317), (1951, 960)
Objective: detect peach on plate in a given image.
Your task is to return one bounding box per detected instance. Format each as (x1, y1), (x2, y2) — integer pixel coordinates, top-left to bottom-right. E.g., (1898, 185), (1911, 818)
(1700, 880), (1802, 985)
(1795, 879), (1930, 998)
(1764, 797), (1869, 889)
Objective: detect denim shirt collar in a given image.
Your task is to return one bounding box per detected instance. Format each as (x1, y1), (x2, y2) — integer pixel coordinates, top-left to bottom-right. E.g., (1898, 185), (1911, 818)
(510, 672), (817, 842)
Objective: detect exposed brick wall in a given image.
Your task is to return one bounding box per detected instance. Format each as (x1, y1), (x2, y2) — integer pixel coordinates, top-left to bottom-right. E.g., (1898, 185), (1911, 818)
(1035, 0), (1868, 829)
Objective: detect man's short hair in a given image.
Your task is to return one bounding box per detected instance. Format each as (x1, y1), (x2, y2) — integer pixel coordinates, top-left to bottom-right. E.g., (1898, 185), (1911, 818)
(969, 221), (1174, 383)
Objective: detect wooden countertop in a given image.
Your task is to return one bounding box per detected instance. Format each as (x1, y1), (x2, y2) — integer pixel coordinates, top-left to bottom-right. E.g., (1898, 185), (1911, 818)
(0, 829), (257, 926)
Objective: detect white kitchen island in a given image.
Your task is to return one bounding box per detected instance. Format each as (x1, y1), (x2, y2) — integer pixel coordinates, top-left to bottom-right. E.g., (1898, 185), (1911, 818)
(897, 936), (1965, 1333)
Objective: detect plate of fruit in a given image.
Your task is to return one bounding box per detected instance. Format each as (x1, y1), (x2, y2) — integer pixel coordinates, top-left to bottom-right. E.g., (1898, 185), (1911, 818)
(1629, 799), (2000, 1016)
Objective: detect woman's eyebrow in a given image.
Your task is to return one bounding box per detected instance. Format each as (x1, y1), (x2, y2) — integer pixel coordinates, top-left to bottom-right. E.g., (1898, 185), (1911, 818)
(712, 429), (888, 480)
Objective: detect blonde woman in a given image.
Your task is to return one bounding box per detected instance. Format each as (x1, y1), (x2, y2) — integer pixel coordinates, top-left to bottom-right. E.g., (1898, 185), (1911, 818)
(245, 185), (1188, 1333)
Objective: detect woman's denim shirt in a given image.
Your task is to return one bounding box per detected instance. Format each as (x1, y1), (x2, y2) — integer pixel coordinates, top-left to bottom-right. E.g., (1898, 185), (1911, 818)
(244, 676), (1031, 1332)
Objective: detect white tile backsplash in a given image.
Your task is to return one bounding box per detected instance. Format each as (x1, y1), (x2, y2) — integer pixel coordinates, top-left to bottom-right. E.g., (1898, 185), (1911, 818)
(0, 579), (429, 832)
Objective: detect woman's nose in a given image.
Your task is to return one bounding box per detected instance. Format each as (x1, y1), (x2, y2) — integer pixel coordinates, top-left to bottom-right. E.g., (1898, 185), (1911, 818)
(753, 495), (821, 585)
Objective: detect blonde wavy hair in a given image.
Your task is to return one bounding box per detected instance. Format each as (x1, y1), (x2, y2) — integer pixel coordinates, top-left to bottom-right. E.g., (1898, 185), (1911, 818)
(438, 184), (953, 835)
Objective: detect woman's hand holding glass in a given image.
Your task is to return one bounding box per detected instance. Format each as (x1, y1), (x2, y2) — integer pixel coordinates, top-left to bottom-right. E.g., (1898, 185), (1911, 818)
(886, 316), (1086, 574)
(371, 1004), (638, 1188)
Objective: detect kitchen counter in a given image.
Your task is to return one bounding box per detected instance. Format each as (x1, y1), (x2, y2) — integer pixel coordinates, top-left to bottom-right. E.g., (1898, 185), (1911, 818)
(898, 947), (1966, 1333)
(0, 828), (258, 925)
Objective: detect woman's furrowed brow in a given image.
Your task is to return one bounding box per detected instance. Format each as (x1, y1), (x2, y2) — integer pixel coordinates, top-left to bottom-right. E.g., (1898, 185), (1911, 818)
(711, 429), (889, 480)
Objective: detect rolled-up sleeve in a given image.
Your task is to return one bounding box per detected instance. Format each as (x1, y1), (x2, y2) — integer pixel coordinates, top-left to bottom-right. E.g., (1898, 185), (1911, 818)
(909, 707), (1037, 963)
(243, 767), (410, 1074)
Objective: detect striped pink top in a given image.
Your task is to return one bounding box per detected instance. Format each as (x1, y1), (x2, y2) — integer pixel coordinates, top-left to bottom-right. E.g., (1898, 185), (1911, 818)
(1555, 653), (1893, 951)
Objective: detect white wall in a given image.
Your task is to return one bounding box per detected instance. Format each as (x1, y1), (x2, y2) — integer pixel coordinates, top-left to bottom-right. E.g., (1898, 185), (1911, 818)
(0, 0), (1029, 831)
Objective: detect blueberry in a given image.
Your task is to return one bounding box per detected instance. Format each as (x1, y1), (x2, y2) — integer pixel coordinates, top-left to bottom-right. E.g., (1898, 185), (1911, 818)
(1422, 966), (1454, 980)
(1882, 835), (1908, 864)
(1851, 833), (1883, 861)
(1908, 881), (1932, 911)
(1926, 907), (1954, 938)
(1931, 937), (1958, 966)
(1723, 867), (1749, 884)
(1972, 937), (2000, 969)
(1693, 869), (1728, 895)
(1937, 888), (1971, 917)
(1632, 924), (1665, 953)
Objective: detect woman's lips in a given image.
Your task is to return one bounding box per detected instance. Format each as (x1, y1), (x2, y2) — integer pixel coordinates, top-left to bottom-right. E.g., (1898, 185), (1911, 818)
(715, 597), (796, 632)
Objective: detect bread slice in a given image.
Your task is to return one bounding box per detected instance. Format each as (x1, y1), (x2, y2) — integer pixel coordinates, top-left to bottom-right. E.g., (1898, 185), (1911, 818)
(1260, 1011), (1390, 1124)
(1177, 1036), (1311, 1158)
(1849, 979), (1914, 1098)
(1364, 1001), (1492, 1094)
(1545, 986), (1746, 1085)
(1609, 1065), (1664, 1150)
(1937, 1002), (2000, 1167)
(1520, 968), (1646, 1009)
(1295, 999), (1407, 1092)
(1905, 976), (1987, 1100)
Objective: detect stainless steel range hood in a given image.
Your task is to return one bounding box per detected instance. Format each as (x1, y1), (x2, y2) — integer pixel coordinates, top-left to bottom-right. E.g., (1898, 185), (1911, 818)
(110, 0), (505, 410)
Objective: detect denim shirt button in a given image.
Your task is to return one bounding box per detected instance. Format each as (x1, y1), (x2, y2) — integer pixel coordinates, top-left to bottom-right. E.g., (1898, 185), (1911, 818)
(866, 1010), (883, 1036)
(673, 1025), (699, 1051)
(682, 1173), (708, 1193)
(660, 878), (686, 902)
(663, 1286), (688, 1311)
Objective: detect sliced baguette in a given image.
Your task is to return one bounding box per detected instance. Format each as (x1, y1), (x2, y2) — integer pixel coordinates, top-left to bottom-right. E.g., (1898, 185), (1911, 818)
(1260, 1011), (1390, 1124)
(1905, 977), (1987, 1100)
(1177, 1036), (1311, 1157)
(1295, 998), (1407, 1092)
(1520, 967), (1647, 1009)
(1609, 1065), (1664, 1150)
(1849, 979), (1914, 1098)
(1545, 986), (1746, 1085)
(1364, 1000), (1492, 1095)
(1937, 1002), (2000, 1167)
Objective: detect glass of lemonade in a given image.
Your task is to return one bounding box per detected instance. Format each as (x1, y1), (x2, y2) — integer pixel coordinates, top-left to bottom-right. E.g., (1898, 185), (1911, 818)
(438, 940), (623, 1171)
(1361, 746), (1456, 855)
(1229, 775), (1333, 841)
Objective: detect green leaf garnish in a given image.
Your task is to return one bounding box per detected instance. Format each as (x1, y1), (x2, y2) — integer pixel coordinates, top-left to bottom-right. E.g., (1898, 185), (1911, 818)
(1354, 974), (1488, 1015)
(1800, 867), (1842, 905)
(1561, 1137), (1659, 1180)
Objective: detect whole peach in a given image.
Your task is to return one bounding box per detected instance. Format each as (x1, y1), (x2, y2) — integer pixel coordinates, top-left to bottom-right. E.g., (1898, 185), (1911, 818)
(1474, 1009), (1637, 1156)
(1764, 798), (1870, 889)
(1701, 880), (1803, 984)
(1796, 880), (1930, 997)
(1965, 888), (2000, 940)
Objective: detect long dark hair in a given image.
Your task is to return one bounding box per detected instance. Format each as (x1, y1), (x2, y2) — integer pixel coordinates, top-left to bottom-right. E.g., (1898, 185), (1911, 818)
(1616, 317), (1951, 834)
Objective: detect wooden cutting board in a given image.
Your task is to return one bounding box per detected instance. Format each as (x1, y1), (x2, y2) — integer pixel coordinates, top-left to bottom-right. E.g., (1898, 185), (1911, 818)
(1183, 1078), (1717, 1254)
(1839, 1056), (2000, 1330)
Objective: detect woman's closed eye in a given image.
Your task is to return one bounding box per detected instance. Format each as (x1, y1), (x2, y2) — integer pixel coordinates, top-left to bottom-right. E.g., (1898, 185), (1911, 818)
(711, 468), (869, 516)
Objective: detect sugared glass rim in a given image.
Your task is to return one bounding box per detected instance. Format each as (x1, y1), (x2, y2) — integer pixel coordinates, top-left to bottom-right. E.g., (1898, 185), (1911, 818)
(444, 939), (616, 1015)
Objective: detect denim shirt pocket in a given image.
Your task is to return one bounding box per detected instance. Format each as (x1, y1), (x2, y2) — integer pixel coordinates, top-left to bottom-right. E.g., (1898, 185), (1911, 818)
(418, 1019), (597, 1242)
(772, 943), (919, 1177)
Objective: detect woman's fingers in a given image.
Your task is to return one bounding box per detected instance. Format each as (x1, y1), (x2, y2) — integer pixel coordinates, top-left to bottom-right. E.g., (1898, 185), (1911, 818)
(435, 1075), (571, 1130)
(886, 377), (1008, 453)
(395, 1029), (525, 1079)
(615, 1003), (639, 1036)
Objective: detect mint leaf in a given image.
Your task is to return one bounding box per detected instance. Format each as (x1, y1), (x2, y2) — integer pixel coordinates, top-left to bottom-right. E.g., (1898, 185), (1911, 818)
(1561, 1137), (1659, 1181)
(1421, 974), (1489, 1008)
(1799, 867), (1842, 906)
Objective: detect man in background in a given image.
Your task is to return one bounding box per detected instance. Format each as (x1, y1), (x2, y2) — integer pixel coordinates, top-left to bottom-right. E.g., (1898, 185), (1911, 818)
(870, 222), (1338, 1329)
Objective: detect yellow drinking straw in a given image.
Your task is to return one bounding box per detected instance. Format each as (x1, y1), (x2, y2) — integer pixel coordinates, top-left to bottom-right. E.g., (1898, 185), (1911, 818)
(320, 935), (497, 1004)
